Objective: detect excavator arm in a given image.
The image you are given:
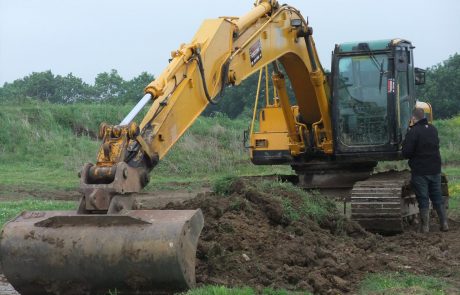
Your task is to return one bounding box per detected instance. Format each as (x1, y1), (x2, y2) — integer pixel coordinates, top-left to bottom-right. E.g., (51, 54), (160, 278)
(80, 0), (333, 213)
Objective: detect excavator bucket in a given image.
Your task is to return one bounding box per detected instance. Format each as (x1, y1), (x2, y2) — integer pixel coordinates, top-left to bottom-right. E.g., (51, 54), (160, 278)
(0, 209), (204, 295)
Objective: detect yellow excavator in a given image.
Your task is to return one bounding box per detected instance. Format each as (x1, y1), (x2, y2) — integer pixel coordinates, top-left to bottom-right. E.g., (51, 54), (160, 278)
(0, 0), (448, 294)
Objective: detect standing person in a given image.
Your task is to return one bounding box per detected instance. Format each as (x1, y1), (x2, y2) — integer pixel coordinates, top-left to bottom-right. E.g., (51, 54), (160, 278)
(402, 108), (448, 233)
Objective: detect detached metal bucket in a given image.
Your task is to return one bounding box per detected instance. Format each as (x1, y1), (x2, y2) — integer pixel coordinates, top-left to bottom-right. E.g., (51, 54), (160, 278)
(0, 209), (204, 295)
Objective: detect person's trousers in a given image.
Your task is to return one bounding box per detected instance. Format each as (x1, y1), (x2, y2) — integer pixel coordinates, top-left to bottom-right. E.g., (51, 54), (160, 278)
(411, 173), (443, 210)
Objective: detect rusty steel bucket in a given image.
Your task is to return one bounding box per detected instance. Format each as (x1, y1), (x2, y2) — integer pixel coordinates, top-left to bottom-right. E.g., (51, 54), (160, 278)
(0, 209), (204, 295)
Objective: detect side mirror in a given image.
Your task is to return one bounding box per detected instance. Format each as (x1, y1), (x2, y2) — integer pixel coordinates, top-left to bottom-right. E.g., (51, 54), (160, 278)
(396, 49), (408, 72)
(415, 67), (426, 85)
(290, 19), (302, 28)
(325, 72), (332, 87)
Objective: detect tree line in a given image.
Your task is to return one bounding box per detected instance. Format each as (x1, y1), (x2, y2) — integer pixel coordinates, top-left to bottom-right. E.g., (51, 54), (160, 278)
(417, 53), (460, 119)
(0, 67), (267, 118)
(0, 70), (154, 104)
(0, 53), (459, 119)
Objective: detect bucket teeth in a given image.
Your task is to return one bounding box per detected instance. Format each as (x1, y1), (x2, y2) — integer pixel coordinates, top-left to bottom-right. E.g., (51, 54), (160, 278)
(0, 209), (204, 295)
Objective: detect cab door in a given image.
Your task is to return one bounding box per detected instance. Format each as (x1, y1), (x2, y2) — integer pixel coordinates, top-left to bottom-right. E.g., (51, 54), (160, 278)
(395, 46), (414, 142)
(332, 54), (392, 153)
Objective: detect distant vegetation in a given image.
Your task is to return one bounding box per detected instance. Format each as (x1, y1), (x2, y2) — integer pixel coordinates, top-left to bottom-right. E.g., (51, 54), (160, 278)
(0, 67), (277, 119)
(0, 54), (458, 119)
(0, 70), (154, 104)
(435, 116), (460, 165)
(418, 53), (460, 119)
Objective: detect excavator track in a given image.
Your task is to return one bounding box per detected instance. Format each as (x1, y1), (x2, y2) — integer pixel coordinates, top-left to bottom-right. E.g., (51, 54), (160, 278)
(350, 171), (418, 234)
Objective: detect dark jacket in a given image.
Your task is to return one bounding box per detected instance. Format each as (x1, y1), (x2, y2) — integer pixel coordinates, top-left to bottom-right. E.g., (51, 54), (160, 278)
(402, 118), (441, 175)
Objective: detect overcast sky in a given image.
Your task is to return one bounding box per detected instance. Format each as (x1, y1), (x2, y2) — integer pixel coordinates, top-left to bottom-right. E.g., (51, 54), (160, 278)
(1, 0), (459, 85)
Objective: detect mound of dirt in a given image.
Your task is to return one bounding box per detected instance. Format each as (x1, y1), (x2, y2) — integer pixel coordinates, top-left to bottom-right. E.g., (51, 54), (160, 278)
(165, 178), (460, 294)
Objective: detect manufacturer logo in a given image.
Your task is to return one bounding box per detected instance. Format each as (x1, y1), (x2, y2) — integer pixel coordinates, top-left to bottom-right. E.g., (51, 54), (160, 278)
(249, 40), (262, 67)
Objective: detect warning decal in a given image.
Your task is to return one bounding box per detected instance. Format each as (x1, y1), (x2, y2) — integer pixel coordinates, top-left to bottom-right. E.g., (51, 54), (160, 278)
(249, 40), (262, 67)
(387, 78), (395, 93)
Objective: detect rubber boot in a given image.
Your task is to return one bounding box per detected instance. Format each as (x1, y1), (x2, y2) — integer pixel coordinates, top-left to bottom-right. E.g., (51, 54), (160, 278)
(419, 208), (430, 233)
(434, 204), (449, 232)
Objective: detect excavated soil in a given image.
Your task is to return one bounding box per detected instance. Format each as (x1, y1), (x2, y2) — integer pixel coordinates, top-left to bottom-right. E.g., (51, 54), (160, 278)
(164, 179), (460, 294)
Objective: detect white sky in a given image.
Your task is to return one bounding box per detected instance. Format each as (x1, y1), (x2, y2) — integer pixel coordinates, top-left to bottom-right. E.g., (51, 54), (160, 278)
(1, 0), (459, 84)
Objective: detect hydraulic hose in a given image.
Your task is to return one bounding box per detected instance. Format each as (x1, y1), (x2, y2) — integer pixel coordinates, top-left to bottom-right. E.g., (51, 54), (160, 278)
(195, 51), (221, 105)
(305, 34), (318, 72)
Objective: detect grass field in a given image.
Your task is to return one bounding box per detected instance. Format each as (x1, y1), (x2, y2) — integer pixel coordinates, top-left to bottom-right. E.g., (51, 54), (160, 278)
(358, 272), (454, 295)
(435, 116), (460, 165)
(0, 199), (75, 226)
(105, 272), (456, 295)
(445, 166), (460, 218)
(182, 286), (311, 295)
(0, 102), (289, 191)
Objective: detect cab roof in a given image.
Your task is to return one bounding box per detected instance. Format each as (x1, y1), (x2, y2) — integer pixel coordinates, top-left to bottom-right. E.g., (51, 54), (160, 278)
(336, 38), (412, 53)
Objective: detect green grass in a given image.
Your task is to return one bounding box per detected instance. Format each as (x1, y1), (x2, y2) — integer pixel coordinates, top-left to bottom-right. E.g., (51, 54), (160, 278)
(105, 286), (311, 295)
(210, 176), (337, 225)
(212, 175), (240, 195)
(0, 102), (127, 190)
(435, 116), (460, 164)
(212, 177), (337, 223)
(258, 180), (337, 223)
(0, 198), (76, 226)
(358, 272), (453, 295)
(182, 286), (310, 295)
(150, 113), (289, 184)
(444, 166), (460, 218)
(0, 102), (289, 191)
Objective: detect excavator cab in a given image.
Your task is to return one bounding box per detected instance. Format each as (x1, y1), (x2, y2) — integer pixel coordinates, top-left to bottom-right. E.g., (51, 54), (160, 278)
(248, 38), (427, 189)
(248, 39), (426, 166)
(331, 39), (420, 160)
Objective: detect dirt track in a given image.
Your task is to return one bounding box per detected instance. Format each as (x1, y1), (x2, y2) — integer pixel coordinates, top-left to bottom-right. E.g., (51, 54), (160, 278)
(0, 180), (459, 294)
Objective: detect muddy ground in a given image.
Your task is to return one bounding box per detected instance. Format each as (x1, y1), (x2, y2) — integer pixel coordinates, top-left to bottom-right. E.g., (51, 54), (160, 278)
(165, 179), (460, 294)
(0, 179), (459, 295)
